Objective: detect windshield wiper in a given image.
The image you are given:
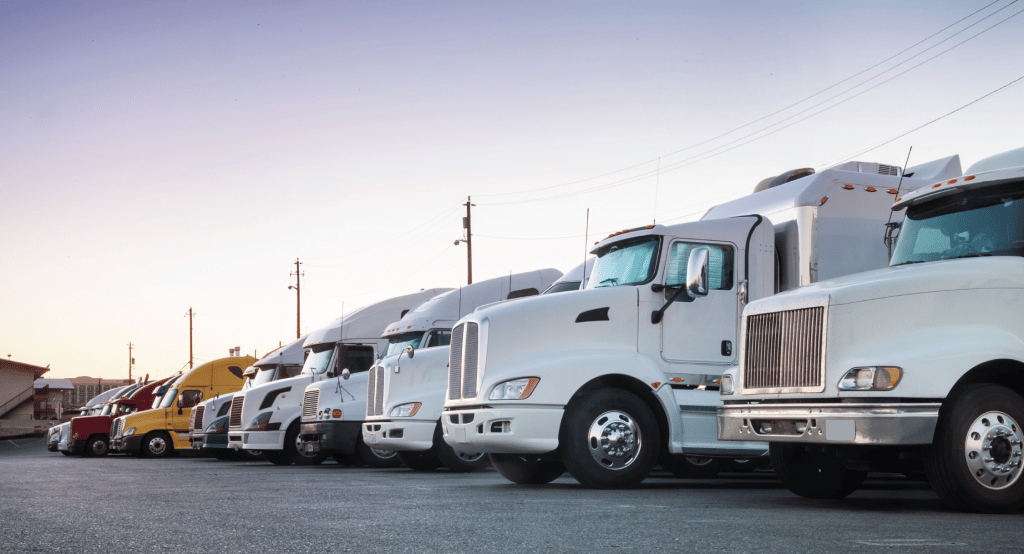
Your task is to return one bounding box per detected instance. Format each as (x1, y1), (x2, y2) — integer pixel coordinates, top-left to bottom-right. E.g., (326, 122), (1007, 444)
(596, 277), (619, 287)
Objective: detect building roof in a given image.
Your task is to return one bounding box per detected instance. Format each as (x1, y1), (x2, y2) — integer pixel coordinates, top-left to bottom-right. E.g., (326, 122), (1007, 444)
(0, 359), (50, 379)
(34, 379), (75, 390)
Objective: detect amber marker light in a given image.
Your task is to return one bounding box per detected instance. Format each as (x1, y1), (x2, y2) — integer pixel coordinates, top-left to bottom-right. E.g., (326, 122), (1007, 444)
(932, 183), (942, 189)
(866, 187), (876, 192)
(819, 196), (828, 206)
(947, 178), (958, 184)
(331, 409), (342, 418)
(964, 175), (976, 181)
(651, 382), (661, 389)
(888, 189), (898, 194)
(671, 377), (682, 383)
(842, 184), (854, 190)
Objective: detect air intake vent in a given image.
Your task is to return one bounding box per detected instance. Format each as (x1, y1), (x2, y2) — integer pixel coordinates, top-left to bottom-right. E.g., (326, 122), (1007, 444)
(191, 405), (205, 431)
(743, 306), (825, 392)
(878, 164), (899, 176)
(229, 396), (245, 429)
(302, 389), (319, 420)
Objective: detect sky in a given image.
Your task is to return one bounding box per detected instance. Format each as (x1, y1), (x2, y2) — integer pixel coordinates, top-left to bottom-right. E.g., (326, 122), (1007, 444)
(2, 1), (1022, 381)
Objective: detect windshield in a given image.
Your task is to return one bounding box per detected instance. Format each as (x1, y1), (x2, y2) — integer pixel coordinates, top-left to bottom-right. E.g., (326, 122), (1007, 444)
(100, 405), (111, 416)
(301, 346), (335, 375)
(891, 184), (1024, 266)
(159, 389), (178, 409)
(587, 236), (661, 288)
(251, 367), (278, 386)
(386, 332), (426, 357)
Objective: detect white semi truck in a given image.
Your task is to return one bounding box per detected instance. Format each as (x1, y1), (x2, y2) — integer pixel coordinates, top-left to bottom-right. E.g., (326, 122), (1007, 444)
(190, 336), (308, 460)
(352, 269), (563, 471)
(440, 154), (963, 488)
(228, 289), (448, 465)
(717, 146), (1024, 513)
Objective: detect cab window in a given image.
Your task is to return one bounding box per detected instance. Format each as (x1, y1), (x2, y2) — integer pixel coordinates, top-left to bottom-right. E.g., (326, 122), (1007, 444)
(178, 390), (204, 409)
(665, 242), (734, 290)
(424, 330), (452, 348)
(338, 345), (376, 374)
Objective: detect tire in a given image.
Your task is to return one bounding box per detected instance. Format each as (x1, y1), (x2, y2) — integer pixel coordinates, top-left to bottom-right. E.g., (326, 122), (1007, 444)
(86, 435), (109, 457)
(924, 384), (1024, 513)
(770, 443), (866, 500)
(287, 425), (327, 466)
(489, 454), (565, 485)
(240, 449), (264, 462)
(264, 449), (291, 465)
(664, 456), (726, 478)
(561, 389), (660, 488)
(434, 423), (489, 473)
(358, 435), (402, 468)
(142, 432), (173, 458)
(397, 450), (442, 471)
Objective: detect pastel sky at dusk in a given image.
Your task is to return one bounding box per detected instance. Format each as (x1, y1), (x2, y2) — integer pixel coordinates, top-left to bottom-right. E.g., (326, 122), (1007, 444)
(2, 1), (1022, 381)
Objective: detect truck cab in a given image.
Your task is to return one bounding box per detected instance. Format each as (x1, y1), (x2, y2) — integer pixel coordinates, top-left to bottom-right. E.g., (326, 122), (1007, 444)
(358, 269), (563, 471)
(440, 155), (960, 488)
(718, 146), (1024, 512)
(110, 356), (252, 457)
(190, 337), (308, 460)
(228, 289), (448, 466)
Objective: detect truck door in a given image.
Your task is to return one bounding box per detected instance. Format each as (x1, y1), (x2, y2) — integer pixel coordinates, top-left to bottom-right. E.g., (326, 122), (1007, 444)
(173, 389), (204, 433)
(659, 218), (760, 373)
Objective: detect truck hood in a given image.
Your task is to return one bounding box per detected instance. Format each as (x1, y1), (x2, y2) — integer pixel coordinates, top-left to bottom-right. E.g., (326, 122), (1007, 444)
(239, 373), (315, 405)
(121, 407), (167, 431)
(379, 346), (450, 407)
(770, 256), (1024, 307)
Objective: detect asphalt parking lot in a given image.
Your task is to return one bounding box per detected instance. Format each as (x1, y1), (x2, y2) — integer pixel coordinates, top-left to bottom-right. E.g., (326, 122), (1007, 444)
(1, 436), (1018, 553)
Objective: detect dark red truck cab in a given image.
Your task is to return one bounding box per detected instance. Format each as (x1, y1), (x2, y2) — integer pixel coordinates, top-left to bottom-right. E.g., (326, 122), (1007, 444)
(68, 378), (167, 456)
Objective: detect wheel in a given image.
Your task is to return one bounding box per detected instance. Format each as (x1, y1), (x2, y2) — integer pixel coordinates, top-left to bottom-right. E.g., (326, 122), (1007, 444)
(434, 423), (489, 472)
(357, 435), (402, 468)
(287, 425), (327, 466)
(142, 432), (173, 458)
(664, 456), (726, 478)
(770, 443), (866, 499)
(924, 384), (1024, 513)
(561, 389), (660, 488)
(397, 450), (442, 471)
(86, 435), (109, 457)
(489, 454), (565, 485)
(263, 449), (291, 465)
(240, 449), (264, 462)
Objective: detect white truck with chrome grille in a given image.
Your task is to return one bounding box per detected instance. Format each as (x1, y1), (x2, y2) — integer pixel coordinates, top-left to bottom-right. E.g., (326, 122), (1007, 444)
(359, 269), (562, 471)
(718, 146), (1024, 513)
(227, 289), (446, 466)
(441, 154), (962, 488)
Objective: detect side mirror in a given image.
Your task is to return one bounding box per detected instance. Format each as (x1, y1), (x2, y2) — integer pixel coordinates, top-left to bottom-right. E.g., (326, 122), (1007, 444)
(405, 345), (414, 359)
(686, 248), (710, 298)
(341, 368), (351, 380)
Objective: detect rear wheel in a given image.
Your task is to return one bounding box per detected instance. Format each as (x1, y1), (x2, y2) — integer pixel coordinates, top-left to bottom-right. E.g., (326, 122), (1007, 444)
(86, 435), (109, 457)
(925, 384), (1024, 513)
(489, 454), (564, 485)
(358, 435), (401, 468)
(142, 432), (173, 458)
(434, 423), (489, 472)
(770, 443), (866, 499)
(561, 389), (660, 488)
(664, 456), (726, 478)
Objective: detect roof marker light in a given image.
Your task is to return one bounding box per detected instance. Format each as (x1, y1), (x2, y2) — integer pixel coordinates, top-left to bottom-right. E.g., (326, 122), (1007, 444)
(964, 175), (976, 181)
(947, 179), (958, 185)
(931, 183), (942, 189)
(888, 189), (898, 194)
(866, 187), (876, 192)
(819, 196), (828, 206)
(671, 377), (682, 383)
(895, 197), (902, 203)
(842, 185), (854, 190)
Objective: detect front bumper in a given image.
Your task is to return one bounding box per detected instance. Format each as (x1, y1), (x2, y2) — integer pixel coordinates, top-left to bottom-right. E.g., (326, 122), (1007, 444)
(362, 419), (434, 452)
(718, 402), (941, 445)
(236, 429), (285, 452)
(191, 432), (228, 450)
(441, 405), (563, 454)
(110, 435), (143, 453)
(297, 421), (362, 456)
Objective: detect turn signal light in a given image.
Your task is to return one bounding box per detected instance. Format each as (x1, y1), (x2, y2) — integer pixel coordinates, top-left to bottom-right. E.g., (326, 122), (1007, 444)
(331, 409), (342, 418)
(838, 366), (903, 391)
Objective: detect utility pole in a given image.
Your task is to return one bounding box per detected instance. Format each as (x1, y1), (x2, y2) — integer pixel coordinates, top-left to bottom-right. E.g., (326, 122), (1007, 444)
(454, 197), (475, 284)
(188, 307), (194, 369)
(288, 258), (303, 339)
(128, 343), (134, 381)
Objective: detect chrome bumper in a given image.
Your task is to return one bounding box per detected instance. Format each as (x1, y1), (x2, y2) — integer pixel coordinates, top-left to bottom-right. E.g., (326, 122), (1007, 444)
(718, 402), (941, 445)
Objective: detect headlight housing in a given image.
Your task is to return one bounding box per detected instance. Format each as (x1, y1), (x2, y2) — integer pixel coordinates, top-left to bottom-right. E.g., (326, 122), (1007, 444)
(205, 417), (228, 434)
(489, 378), (540, 400)
(124, 427), (136, 437)
(720, 375), (734, 395)
(838, 366), (903, 391)
(389, 403), (422, 417)
(246, 411), (273, 431)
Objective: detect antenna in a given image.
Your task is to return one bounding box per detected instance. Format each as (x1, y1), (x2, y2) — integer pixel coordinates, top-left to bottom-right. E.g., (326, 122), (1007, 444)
(884, 146), (913, 260)
(582, 208), (590, 287)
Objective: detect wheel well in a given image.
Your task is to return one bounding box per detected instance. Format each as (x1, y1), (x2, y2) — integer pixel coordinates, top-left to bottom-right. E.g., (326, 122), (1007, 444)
(939, 359), (1024, 426)
(88, 433), (108, 444)
(563, 374), (670, 459)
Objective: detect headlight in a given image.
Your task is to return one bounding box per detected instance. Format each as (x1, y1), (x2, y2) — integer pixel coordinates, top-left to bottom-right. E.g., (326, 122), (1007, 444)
(838, 366), (903, 391)
(124, 427), (136, 437)
(720, 375), (734, 395)
(489, 378), (540, 400)
(205, 419), (227, 434)
(246, 411), (273, 431)
(389, 403), (421, 417)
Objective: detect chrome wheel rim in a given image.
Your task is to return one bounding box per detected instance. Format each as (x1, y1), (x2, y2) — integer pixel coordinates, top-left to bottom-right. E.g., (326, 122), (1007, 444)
(90, 440), (106, 456)
(964, 411), (1023, 490)
(685, 456), (714, 466)
(371, 447), (397, 459)
(455, 451), (485, 463)
(587, 410), (641, 470)
(295, 435), (317, 458)
(148, 436), (168, 455)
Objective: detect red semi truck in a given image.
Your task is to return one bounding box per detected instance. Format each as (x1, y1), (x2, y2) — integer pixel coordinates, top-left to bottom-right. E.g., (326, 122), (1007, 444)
(67, 378), (168, 457)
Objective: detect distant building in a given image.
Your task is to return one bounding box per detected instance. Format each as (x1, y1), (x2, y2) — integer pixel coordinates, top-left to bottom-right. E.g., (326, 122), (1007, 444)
(69, 377), (133, 407)
(1, 359), (50, 438)
(33, 379), (75, 419)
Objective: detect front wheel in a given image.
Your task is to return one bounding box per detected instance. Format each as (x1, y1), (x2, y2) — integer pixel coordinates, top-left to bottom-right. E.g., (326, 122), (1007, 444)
(86, 435), (109, 457)
(263, 449), (291, 465)
(142, 432), (173, 458)
(925, 384), (1024, 513)
(561, 389), (660, 488)
(770, 443), (866, 499)
(288, 426), (327, 466)
(489, 454), (564, 485)
(434, 423), (489, 472)
(358, 435), (402, 468)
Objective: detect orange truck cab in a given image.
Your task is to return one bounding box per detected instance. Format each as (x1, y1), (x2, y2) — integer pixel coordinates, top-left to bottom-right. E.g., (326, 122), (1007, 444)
(109, 356), (253, 457)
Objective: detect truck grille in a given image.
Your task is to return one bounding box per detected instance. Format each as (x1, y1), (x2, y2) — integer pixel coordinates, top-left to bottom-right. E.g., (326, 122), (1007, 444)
(229, 396), (244, 429)
(366, 364), (386, 417)
(743, 306), (825, 392)
(112, 418), (122, 438)
(448, 322), (480, 400)
(302, 389), (319, 420)
(191, 405), (205, 431)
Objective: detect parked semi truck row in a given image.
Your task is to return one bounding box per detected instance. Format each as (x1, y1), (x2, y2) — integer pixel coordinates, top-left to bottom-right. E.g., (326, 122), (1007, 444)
(439, 154), (963, 488)
(718, 146), (1024, 513)
(67, 377), (169, 457)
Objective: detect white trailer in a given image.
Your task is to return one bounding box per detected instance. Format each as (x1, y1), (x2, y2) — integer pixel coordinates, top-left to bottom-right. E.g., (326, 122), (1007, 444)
(227, 289), (449, 465)
(718, 147), (1024, 512)
(440, 155), (962, 487)
(353, 269), (563, 471)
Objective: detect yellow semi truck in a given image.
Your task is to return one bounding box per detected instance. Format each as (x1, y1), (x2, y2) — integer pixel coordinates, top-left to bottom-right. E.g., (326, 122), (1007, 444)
(110, 355), (254, 457)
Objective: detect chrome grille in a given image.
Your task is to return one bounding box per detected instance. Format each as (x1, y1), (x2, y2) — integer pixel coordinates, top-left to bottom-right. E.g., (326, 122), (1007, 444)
(112, 418), (122, 438)
(302, 389), (319, 420)
(743, 306), (825, 392)
(191, 405), (205, 431)
(448, 324), (465, 400)
(374, 365), (385, 416)
(229, 396), (244, 429)
(366, 366), (376, 417)
(461, 323), (479, 399)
